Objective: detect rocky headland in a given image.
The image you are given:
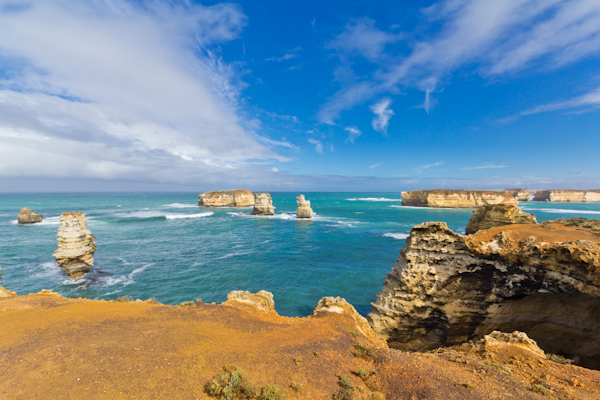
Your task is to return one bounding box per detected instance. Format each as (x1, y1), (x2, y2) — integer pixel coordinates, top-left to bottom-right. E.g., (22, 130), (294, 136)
(296, 194), (313, 218)
(250, 193), (275, 216)
(368, 221), (600, 369)
(534, 190), (600, 202)
(52, 212), (96, 279)
(504, 189), (531, 201)
(198, 189), (255, 207)
(401, 189), (519, 208)
(465, 204), (537, 234)
(17, 207), (43, 224)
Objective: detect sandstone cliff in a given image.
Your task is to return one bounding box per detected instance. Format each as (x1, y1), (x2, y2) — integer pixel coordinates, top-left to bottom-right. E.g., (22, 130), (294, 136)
(465, 204), (537, 234)
(52, 212), (96, 279)
(296, 194), (313, 218)
(198, 189), (255, 207)
(250, 193), (275, 215)
(368, 221), (600, 369)
(17, 207), (43, 224)
(504, 189), (530, 201)
(401, 190), (519, 208)
(534, 190), (600, 202)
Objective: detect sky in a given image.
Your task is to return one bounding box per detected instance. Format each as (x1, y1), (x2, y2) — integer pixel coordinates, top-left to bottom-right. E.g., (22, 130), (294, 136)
(0, 0), (599, 192)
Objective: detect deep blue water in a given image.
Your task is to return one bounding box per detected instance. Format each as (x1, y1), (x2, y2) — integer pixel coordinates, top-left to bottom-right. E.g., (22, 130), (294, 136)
(1, 192), (599, 317)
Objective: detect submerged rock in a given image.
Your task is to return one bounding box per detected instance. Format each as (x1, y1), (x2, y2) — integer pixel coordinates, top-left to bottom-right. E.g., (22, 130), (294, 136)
(296, 194), (313, 218)
(401, 190), (519, 208)
(465, 204), (537, 234)
(224, 290), (276, 313)
(17, 207), (43, 224)
(198, 189), (254, 207)
(534, 190), (600, 202)
(52, 212), (96, 279)
(251, 193), (275, 215)
(368, 221), (600, 369)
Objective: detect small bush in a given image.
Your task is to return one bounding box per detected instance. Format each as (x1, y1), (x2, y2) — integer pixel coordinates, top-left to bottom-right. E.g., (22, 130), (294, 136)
(205, 365), (256, 400)
(289, 382), (302, 392)
(196, 298), (203, 305)
(357, 367), (367, 378)
(146, 297), (161, 304)
(116, 295), (133, 302)
(179, 301), (195, 307)
(333, 374), (354, 400)
(293, 356), (301, 366)
(352, 341), (372, 359)
(547, 354), (573, 364)
(531, 384), (551, 396)
(258, 384), (286, 400)
(313, 352), (321, 358)
(460, 382), (473, 389)
(368, 393), (385, 400)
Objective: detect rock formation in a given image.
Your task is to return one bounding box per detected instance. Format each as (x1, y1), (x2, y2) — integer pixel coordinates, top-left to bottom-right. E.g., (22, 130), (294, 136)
(401, 190), (519, 208)
(534, 190), (600, 202)
(198, 189), (255, 207)
(504, 189), (530, 202)
(52, 212), (96, 279)
(368, 221), (600, 369)
(17, 207), (43, 224)
(296, 194), (313, 218)
(250, 193), (275, 215)
(224, 290), (276, 313)
(0, 286), (16, 298)
(465, 204), (537, 234)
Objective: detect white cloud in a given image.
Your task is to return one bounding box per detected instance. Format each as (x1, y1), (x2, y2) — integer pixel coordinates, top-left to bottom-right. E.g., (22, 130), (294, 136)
(522, 85), (600, 114)
(271, 167), (279, 172)
(308, 138), (323, 154)
(462, 163), (508, 170)
(344, 126), (362, 144)
(265, 47), (302, 62)
(416, 161), (444, 172)
(0, 0), (283, 185)
(326, 18), (400, 62)
(369, 163), (382, 169)
(369, 98), (394, 133)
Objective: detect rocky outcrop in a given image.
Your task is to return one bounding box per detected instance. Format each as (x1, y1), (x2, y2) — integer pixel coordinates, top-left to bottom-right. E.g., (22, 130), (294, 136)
(224, 290), (275, 313)
(534, 190), (600, 202)
(198, 190), (255, 207)
(368, 221), (600, 369)
(0, 286), (16, 298)
(52, 212), (96, 279)
(296, 194), (313, 218)
(17, 207), (43, 224)
(504, 189), (530, 202)
(465, 204), (537, 234)
(250, 193), (275, 215)
(401, 190), (519, 208)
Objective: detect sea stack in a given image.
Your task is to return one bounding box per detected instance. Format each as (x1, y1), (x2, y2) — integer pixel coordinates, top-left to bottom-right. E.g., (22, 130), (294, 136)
(251, 193), (275, 215)
(52, 212), (96, 279)
(465, 204), (537, 234)
(17, 208), (43, 224)
(504, 189), (530, 202)
(296, 194), (313, 218)
(198, 189), (255, 207)
(401, 190), (519, 208)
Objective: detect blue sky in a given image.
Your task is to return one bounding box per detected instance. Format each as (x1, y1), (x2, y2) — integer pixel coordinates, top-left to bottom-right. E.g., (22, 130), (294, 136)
(0, 0), (599, 191)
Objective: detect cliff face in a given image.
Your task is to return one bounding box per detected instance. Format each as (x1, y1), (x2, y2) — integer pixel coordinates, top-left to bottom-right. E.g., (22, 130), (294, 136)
(52, 212), (96, 279)
(368, 222), (600, 369)
(250, 193), (275, 215)
(465, 204), (537, 234)
(401, 190), (519, 208)
(198, 189), (255, 207)
(504, 189), (530, 201)
(534, 190), (600, 202)
(17, 207), (43, 224)
(296, 194), (313, 218)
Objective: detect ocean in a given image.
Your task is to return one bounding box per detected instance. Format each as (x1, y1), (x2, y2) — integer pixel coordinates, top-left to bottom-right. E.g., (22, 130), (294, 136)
(2, 192), (600, 317)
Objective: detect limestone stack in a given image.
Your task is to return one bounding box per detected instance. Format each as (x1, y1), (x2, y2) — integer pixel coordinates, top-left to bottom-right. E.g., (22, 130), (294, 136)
(465, 204), (537, 234)
(296, 194), (313, 218)
(534, 190), (600, 202)
(504, 189), (530, 201)
(368, 221), (600, 369)
(17, 208), (43, 224)
(401, 190), (519, 208)
(198, 189), (255, 207)
(52, 212), (97, 279)
(251, 193), (275, 215)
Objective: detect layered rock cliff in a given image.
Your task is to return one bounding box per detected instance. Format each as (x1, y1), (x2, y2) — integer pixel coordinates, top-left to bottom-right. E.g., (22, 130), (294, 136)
(250, 193), (275, 215)
(17, 207), (43, 224)
(504, 189), (531, 201)
(198, 189), (255, 207)
(534, 190), (600, 202)
(465, 204), (537, 234)
(296, 194), (313, 218)
(401, 190), (519, 208)
(368, 221), (600, 369)
(52, 212), (96, 279)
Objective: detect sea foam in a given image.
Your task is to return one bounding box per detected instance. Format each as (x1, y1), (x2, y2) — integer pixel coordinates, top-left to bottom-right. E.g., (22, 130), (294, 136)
(383, 232), (410, 240)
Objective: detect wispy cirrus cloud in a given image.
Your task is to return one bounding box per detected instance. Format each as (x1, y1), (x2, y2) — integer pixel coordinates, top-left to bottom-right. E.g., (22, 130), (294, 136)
(308, 138), (323, 154)
(462, 163), (508, 170)
(369, 163), (382, 169)
(416, 161), (444, 172)
(326, 18), (401, 62)
(369, 98), (394, 133)
(522, 85), (600, 115)
(344, 126), (362, 144)
(265, 46), (302, 62)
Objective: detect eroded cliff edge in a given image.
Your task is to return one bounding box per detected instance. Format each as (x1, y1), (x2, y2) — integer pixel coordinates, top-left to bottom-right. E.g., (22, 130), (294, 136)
(368, 221), (600, 369)
(534, 190), (600, 202)
(401, 189), (519, 208)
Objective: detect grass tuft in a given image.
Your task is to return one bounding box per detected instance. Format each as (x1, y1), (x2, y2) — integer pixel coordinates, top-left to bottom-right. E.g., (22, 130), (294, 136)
(531, 384), (551, 396)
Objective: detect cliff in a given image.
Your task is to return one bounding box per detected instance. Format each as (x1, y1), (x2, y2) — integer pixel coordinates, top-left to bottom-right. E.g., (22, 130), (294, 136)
(198, 189), (255, 207)
(52, 212), (96, 279)
(401, 190), (519, 208)
(250, 193), (275, 215)
(465, 204), (537, 234)
(368, 222), (600, 369)
(534, 190), (600, 202)
(504, 189), (531, 201)
(296, 194), (314, 218)
(17, 207), (43, 224)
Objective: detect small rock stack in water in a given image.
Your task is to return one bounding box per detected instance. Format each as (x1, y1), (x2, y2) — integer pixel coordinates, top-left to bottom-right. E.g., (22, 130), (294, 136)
(296, 194), (313, 218)
(53, 212), (96, 279)
(251, 193), (275, 215)
(17, 207), (43, 224)
(465, 204), (537, 234)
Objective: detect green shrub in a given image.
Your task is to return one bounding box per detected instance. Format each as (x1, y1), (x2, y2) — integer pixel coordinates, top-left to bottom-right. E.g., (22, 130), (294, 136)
(333, 374), (354, 400)
(116, 295), (133, 302)
(531, 384), (551, 396)
(258, 384), (286, 400)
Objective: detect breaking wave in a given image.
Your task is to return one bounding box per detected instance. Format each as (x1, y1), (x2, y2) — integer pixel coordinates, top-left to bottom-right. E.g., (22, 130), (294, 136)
(383, 232), (410, 240)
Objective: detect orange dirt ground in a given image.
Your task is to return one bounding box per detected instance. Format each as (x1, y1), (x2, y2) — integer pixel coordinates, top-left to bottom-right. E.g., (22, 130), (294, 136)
(471, 223), (600, 245)
(1, 291), (600, 400)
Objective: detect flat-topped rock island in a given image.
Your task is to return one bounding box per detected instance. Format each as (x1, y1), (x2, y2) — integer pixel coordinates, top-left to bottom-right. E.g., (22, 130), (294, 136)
(198, 189), (255, 207)
(401, 189), (519, 208)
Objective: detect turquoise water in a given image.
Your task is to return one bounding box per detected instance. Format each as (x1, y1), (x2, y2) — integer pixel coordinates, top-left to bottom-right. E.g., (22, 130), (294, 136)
(1, 192), (600, 317)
